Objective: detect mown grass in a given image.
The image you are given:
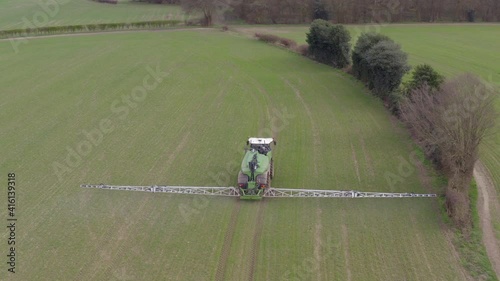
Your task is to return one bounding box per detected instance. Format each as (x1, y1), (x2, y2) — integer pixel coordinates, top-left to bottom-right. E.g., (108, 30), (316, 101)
(0, 0), (184, 30)
(0, 30), (466, 280)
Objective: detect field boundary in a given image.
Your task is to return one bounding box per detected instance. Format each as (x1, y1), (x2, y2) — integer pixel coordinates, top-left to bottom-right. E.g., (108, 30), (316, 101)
(0, 20), (185, 39)
(474, 161), (500, 279)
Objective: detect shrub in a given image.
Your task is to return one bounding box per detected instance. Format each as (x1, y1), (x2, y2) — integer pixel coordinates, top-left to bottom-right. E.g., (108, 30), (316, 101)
(400, 73), (497, 229)
(390, 64), (444, 114)
(404, 64), (444, 93)
(278, 38), (297, 48)
(254, 33), (280, 44)
(364, 40), (410, 99)
(352, 32), (391, 82)
(306, 19), (351, 68)
(294, 44), (309, 56)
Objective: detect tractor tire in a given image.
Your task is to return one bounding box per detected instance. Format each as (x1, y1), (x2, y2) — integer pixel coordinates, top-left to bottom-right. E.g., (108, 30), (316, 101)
(267, 171), (271, 188)
(270, 159), (274, 179)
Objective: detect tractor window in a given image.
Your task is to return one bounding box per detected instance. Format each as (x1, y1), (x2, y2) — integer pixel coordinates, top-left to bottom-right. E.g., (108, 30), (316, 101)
(251, 144), (271, 155)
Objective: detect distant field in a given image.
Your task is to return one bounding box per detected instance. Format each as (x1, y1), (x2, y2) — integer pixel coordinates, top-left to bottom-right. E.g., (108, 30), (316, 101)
(0, 0), (184, 30)
(0, 30), (469, 280)
(236, 23), (500, 239)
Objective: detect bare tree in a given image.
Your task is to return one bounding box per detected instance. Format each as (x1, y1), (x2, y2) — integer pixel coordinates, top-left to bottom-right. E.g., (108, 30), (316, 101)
(400, 74), (497, 229)
(181, 0), (230, 25)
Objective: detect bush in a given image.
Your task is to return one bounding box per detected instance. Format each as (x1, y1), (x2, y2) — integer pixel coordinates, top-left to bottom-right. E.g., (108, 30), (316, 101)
(278, 38), (297, 48)
(404, 64), (444, 93)
(352, 32), (391, 82)
(294, 44), (309, 56)
(306, 19), (351, 68)
(400, 73), (497, 229)
(0, 20), (182, 39)
(254, 33), (280, 44)
(390, 64), (444, 114)
(364, 40), (410, 99)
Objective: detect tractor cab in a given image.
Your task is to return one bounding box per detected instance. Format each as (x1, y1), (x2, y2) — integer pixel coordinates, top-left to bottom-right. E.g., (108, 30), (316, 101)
(247, 137), (276, 156)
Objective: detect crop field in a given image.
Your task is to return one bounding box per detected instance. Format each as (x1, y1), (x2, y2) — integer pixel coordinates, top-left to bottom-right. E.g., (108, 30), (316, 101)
(0, 0), (184, 30)
(0, 29), (471, 280)
(237, 23), (500, 239)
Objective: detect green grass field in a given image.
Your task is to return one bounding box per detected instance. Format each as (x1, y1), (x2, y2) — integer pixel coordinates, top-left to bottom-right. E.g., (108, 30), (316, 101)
(0, 0), (184, 30)
(0, 30), (471, 280)
(236, 23), (500, 240)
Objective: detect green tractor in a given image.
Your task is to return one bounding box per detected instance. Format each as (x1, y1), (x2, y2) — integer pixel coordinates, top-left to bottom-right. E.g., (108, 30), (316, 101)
(238, 137), (276, 200)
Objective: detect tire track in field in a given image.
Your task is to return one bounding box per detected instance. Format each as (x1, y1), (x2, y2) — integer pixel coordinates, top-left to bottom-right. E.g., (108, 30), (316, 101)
(248, 200), (267, 281)
(282, 78), (320, 177)
(341, 211), (352, 281)
(215, 200), (241, 281)
(350, 143), (361, 184)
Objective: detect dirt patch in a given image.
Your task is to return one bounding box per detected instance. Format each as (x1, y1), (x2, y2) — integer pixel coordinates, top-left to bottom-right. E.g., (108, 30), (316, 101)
(248, 201), (267, 281)
(474, 161), (500, 279)
(215, 200), (242, 281)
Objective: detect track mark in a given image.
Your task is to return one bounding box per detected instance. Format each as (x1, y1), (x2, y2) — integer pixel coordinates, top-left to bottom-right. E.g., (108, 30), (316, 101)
(358, 136), (375, 177)
(215, 200), (242, 281)
(474, 161), (500, 279)
(410, 215), (434, 277)
(341, 219), (352, 281)
(145, 132), (191, 178)
(282, 78), (320, 177)
(350, 143), (361, 183)
(248, 201), (267, 281)
(313, 208), (323, 280)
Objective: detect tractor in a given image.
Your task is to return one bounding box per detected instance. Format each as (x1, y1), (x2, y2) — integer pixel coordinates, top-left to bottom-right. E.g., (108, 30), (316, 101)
(237, 137), (276, 200)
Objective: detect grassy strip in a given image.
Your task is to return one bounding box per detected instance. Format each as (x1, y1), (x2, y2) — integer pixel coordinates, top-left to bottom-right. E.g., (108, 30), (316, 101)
(0, 20), (182, 39)
(432, 171), (498, 280)
(453, 181), (498, 280)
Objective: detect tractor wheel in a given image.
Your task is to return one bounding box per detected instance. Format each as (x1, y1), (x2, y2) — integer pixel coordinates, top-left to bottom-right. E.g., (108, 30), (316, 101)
(267, 170), (271, 188)
(270, 159), (274, 179)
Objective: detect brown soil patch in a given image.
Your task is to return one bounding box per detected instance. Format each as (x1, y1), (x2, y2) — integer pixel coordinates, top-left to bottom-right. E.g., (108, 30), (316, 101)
(474, 161), (500, 279)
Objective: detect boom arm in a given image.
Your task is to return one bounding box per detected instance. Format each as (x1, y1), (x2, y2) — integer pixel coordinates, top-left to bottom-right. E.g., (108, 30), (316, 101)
(81, 184), (436, 198)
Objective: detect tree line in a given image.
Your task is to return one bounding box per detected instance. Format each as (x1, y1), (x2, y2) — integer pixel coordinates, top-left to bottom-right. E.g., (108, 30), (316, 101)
(254, 20), (497, 231)
(153, 0), (500, 25)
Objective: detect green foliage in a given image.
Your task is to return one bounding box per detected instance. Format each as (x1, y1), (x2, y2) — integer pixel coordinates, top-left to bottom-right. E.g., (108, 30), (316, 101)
(408, 64), (444, 89)
(0, 20), (182, 38)
(364, 40), (410, 99)
(394, 64), (444, 113)
(352, 32), (391, 82)
(306, 19), (351, 68)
